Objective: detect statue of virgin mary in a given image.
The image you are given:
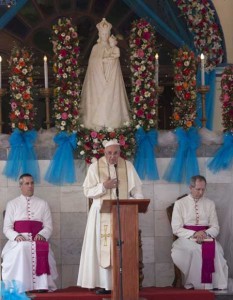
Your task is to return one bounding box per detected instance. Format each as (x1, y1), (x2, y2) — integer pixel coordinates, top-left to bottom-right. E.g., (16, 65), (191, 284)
(80, 18), (130, 130)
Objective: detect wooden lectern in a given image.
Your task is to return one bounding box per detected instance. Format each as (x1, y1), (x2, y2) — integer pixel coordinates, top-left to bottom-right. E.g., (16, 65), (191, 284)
(100, 199), (150, 300)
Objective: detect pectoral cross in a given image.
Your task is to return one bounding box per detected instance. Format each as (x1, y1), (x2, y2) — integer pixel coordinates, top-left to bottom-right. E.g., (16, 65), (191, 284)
(101, 224), (111, 246)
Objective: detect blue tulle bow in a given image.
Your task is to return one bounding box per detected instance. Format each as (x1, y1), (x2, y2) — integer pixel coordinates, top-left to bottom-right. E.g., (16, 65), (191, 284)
(134, 127), (159, 180)
(208, 132), (233, 173)
(163, 127), (200, 184)
(1, 280), (30, 299)
(3, 129), (40, 182)
(45, 131), (77, 185)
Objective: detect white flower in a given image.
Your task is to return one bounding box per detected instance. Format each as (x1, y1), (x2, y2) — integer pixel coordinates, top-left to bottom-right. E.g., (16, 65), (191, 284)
(91, 157), (97, 163)
(60, 126), (65, 130)
(80, 150), (85, 155)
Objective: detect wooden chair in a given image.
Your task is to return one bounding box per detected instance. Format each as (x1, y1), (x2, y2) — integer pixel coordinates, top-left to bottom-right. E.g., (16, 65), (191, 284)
(166, 194), (188, 288)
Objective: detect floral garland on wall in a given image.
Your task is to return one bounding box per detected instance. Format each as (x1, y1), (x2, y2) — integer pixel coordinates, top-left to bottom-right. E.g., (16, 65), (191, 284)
(220, 65), (233, 132)
(51, 17), (81, 133)
(4, 45), (40, 182)
(174, 0), (224, 71)
(129, 18), (158, 131)
(77, 125), (136, 164)
(171, 46), (197, 130)
(9, 45), (36, 131)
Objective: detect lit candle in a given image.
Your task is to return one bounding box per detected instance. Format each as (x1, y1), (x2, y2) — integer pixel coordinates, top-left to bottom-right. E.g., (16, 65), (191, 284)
(0, 56), (2, 89)
(200, 53), (205, 86)
(155, 53), (159, 86)
(44, 55), (48, 88)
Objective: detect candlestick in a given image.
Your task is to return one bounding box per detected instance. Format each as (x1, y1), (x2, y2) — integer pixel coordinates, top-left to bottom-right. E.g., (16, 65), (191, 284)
(0, 56), (2, 89)
(197, 85), (209, 127)
(155, 53), (159, 86)
(200, 53), (205, 86)
(40, 88), (52, 129)
(43, 56), (48, 89)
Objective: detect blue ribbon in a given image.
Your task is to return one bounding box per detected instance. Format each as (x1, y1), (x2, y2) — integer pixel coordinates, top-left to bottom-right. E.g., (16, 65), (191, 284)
(134, 127), (159, 180)
(1, 280), (30, 299)
(45, 131), (77, 185)
(3, 129), (40, 182)
(163, 127), (200, 184)
(208, 132), (233, 173)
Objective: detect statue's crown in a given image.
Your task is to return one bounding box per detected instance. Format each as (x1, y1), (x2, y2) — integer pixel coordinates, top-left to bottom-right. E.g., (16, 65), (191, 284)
(96, 18), (112, 34)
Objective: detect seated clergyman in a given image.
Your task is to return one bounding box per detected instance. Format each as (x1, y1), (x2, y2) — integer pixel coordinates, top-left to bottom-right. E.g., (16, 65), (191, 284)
(1, 173), (58, 293)
(171, 175), (228, 290)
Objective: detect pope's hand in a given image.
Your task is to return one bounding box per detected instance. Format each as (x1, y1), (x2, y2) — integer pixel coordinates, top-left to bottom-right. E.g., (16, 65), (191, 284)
(103, 177), (118, 189)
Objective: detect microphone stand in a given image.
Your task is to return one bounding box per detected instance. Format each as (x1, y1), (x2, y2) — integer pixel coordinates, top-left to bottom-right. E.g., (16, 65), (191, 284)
(114, 164), (124, 300)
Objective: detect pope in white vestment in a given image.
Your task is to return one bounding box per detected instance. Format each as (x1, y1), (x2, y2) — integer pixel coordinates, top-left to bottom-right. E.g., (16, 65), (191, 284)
(77, 141), (143, 292)
(1, 174), (58, 293)
(171, 176), (228, 290)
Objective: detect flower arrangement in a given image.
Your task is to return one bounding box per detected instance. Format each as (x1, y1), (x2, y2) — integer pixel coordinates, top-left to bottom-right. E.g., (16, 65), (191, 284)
(78, 123), (136, 164)
(174, 0), (224, 71)
(171, 46), (197, 129)
(129, 18), (158, 131)
(220, 65), (233, 132)
(8, 45), (36, 131)
(51, 17), (81, 132)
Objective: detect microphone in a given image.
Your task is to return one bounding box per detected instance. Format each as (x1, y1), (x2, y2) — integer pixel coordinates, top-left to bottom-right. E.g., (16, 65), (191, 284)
(114, 164), (119, 198)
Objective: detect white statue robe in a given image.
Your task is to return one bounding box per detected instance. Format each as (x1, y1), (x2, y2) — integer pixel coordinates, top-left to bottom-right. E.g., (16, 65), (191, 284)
(77, 157), (143, 290)
(1, 195), (58, 292)
(81, 43), (130, 130)
(171, 194), (228, 290)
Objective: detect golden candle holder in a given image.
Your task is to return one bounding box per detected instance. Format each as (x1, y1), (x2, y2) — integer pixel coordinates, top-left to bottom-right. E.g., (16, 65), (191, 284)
(155, 85), (164, 95)
(0, 88), (6, 133)
(197, 85), (210, 128)
(40, 88), (53, 129)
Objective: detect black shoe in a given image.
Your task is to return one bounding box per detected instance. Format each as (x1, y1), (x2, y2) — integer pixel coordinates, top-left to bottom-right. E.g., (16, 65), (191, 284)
(95, 288), (111, 294)
(36, 290), (48, 293)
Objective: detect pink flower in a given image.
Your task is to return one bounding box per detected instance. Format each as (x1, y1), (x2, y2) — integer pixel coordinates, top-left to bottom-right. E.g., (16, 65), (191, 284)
(61, 112), (68, 120)
(91, 131), (98, 138)
(223, 94), (230, 102)
(136, 49), (144, 58)
(119, 139), (126, 146)
(11, 102), (17, 109)
(136, 79), (141, 86)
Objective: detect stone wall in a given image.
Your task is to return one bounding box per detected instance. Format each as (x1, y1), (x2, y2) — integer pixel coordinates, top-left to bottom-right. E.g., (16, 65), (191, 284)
(0, 145), (232, 288)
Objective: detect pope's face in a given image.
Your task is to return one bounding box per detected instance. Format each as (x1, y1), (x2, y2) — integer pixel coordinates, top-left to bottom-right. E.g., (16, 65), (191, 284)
(20, 176), (34, 197)
(104, 145), (120, 165)
(190, 179), (206, 199)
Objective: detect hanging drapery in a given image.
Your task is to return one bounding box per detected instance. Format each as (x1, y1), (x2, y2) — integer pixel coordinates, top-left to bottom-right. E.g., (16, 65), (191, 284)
(208, 132), (233, 173)
(45, 132), (77, 185)
(163, 127), (200, 184)
(134, 127), (159, 180)
(3, 129), (40, 182)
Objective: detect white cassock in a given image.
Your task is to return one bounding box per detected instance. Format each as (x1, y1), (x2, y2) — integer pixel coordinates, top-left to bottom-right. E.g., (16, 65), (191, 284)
(80, 42), (130, 130)
(77, 157), (143, 290)
(171, 194), (228, 290)
(1, 195), (58, 292)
